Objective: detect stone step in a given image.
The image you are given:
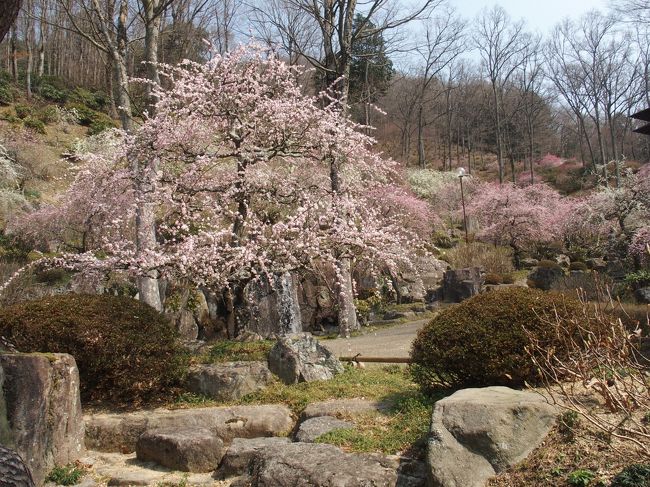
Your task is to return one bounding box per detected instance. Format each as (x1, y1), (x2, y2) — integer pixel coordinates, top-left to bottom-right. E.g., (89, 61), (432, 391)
(84, 404), (295, 453)
(83, 451), (231, 486)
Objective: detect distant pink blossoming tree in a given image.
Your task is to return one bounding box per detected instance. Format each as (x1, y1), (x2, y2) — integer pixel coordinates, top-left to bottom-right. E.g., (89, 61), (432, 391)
(467, 182), (574, 265)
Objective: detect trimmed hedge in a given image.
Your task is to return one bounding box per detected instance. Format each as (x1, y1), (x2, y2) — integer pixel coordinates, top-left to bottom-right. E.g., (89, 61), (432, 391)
(410, 287), (584, 391)
(0, 293), (188, 401)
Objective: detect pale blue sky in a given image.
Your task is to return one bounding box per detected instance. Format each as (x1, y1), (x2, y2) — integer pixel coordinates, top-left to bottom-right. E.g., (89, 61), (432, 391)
(449, 0), (611, 34)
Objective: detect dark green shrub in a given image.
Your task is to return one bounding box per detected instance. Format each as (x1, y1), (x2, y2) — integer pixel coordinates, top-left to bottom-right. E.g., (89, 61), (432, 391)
(39, 83), (69, 103)
(484, 273), (503, 285)
(14, 104), (33, 119)
(410, 287), (585, 391)
(70, 87), (109, 111)
(569, 261), (588, 271)
(0, 83), (13, 105)
(0, 113), (21, 124)
(23, 116), (46, 134)
(36, 105), (59, 124)
(0, 293), (189, 401)
(501, 273), (516, 284)
(66, 103), (116, 133)
(88, 112), (117, 135)
(538, 259), (563, 270)
(66, 103), (96, 125)
(610, 464), (650, 487)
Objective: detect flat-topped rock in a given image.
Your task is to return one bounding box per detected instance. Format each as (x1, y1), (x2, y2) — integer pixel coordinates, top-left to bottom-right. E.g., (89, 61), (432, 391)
(294, 416), (354, 443)
(185, 361), (273, 402)
(136, 427), (225, 472)
(428, 386), (557, 487)
(85, 404), (295, 453)
(246, 442), (398, 486)
(216, 437), (292, 478)
(301, 398), (391, 421)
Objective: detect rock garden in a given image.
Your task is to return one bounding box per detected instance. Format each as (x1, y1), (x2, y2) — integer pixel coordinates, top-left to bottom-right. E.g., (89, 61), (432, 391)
(0, 14), (648, 487)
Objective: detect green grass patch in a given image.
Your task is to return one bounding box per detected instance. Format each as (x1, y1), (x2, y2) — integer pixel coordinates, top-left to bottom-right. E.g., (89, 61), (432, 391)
(173, 392), (216, 408)
(202, 340), (275, 363)
(239, 365), (426, 415)
(314, 389), (440, 456)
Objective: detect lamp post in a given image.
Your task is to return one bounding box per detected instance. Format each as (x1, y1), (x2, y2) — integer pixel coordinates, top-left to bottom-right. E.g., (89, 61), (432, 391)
(458, 167), (469, 244)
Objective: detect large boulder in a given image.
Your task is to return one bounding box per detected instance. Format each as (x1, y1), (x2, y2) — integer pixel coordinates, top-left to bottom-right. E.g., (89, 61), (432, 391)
(427, 386), (557, 487)
(442, 267), (483, 303)
(294, 416), (354, 443)
(135, 427), (225, 472)
(396, 257), (448, 303)
(0, 363), (12, 446)
(527, 265), (564, 291)
(0, 353), (85, 486)
(245, 442), (398, 486)
(297, 274), (337, 334)
(555, 254), (571, 268)
(634, 287), (650, 304)
(520, 258), (539, 269)
(239, 273), (303, 338)
(0, 445), (35, 487)
(267, 333), (343, 384)
(185, 362), (273, 401)
(85, 405), (294, 453)
(216, 437), (291, 478)
(585, 257), (607, 272)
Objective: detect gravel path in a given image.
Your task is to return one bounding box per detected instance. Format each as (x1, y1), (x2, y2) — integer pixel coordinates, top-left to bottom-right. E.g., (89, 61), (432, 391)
(318, 319), (429, 359)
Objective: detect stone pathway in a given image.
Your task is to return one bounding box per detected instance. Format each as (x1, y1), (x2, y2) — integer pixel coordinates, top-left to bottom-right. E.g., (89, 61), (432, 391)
(318, 319), (429, 359)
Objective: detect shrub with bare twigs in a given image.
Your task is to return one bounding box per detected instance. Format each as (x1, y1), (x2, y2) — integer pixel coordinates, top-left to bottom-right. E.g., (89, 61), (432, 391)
(526, 292), (650, 457)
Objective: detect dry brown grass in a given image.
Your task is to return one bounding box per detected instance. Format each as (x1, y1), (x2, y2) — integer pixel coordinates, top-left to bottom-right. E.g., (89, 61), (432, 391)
(489, 408), (648, 486)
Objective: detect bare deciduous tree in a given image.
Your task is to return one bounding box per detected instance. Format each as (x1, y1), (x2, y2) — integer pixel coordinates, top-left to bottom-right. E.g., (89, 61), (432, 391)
(475, 5), (528, 184)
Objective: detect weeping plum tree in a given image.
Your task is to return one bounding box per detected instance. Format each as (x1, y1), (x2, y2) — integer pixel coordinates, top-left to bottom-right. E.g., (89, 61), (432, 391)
(467, 182), (574, 266)
(11, 46), (424, 337)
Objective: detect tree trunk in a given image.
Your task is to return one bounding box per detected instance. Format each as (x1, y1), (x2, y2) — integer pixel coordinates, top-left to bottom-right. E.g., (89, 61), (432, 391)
(10, 27), (18, 82)
(25, 0), (34, 100)
(336, 258), (358, 338)
(143, 0), (161, 116)
(417, 105), (425, 168)
(528, 122), (535, 184)
(492, 84), (504, 184)
(608, 114), (620, 188)
(0, 0), (22, 44)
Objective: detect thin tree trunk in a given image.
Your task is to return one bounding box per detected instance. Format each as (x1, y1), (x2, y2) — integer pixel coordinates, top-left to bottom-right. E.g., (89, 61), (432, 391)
(25, 0), (34, 100)
(143, 0), (161, 116)
(10, 27), (18, 82)
(417, 105), (425, 168)
(492, 84), (504, 184)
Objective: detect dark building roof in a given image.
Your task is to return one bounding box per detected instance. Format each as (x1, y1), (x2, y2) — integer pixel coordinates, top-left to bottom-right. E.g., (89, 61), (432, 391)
(632, 108), (650, 121)
(634, 123), (650, 135)
(632, 108), (650, 135)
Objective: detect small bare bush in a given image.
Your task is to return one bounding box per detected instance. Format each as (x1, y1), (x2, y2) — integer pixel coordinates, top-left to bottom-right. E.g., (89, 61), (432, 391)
(527, 292), (650, 457)
(441, 242), (514, 274)
(550, 271), (614, 302)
